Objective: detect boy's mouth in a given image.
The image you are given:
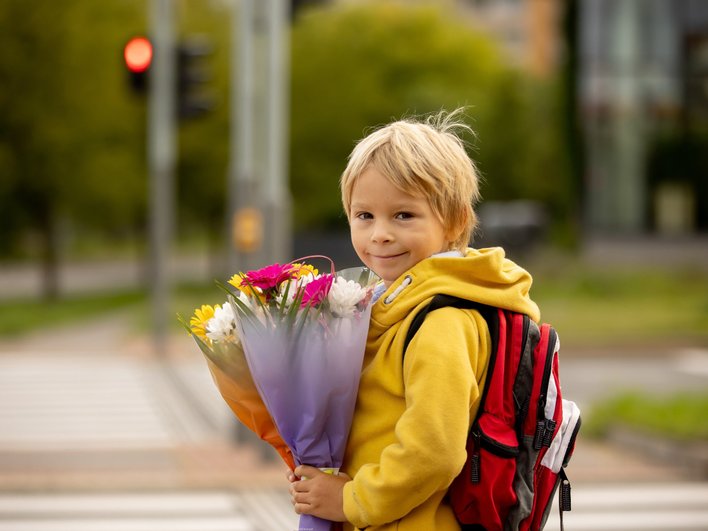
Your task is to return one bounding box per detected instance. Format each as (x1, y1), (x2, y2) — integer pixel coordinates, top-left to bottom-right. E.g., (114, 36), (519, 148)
(372, 252), (405, 260)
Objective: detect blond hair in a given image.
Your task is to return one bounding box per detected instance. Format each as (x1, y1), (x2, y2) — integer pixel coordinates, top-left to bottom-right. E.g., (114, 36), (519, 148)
(340, 109), (481, 251)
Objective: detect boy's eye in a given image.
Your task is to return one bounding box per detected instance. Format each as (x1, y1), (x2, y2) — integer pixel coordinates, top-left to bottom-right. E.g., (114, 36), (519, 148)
(395, 212), (414, 220)
(355, 212), (373, 220)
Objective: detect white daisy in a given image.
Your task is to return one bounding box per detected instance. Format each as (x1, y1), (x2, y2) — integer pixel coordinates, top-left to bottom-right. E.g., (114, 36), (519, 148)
(206, 302), (237, 342)
(327, 276), (367, 318)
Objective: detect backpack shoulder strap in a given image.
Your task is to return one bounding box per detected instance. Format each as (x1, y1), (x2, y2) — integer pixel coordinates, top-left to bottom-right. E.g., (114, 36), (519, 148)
(402, 295), (535, 427)
(402, 294), (500, 359)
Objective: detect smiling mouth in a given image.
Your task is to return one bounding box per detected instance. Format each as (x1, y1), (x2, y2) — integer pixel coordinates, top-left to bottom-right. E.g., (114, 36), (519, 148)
(373, 253), (405, 260)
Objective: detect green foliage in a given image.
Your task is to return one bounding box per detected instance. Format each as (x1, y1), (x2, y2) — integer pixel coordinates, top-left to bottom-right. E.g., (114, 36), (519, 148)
(0, 0), (233, 259)
(290, 1), (572, 231)
(0, 0), (147, 258)
(532, 263), (708, 347)
(585, 392), (708, 441)
(0, 0), (576, 266)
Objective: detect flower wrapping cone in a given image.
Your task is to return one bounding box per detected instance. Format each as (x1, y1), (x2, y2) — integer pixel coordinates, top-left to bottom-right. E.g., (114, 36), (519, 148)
(206, 358), (295, 470)
(183, 262), (378, 531)
(237, 266), (378, 531)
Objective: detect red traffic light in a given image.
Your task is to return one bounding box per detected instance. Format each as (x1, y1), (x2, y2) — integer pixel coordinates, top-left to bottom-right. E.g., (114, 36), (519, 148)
(124, 37), (153, 73)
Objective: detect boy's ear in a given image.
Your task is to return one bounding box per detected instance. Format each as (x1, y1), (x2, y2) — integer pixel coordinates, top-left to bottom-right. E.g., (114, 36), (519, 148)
(446, 210), (469, 245)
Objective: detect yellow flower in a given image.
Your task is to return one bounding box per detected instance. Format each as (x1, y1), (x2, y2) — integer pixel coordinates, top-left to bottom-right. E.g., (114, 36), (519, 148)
(291, 263), (318, 278)
(190, 304), (218, 341)
(228, 273), (265, 302)
(228, 273), (246, 291)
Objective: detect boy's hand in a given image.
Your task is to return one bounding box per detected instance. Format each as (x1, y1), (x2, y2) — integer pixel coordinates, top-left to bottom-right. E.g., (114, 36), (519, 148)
(288, 465), (351, 522)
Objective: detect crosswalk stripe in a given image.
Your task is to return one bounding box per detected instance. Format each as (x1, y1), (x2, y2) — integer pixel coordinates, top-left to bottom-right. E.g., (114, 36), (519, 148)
(544, 483), (708, 530)
(0, 517), (252, 531)
(546, 509), (708, 530)
(0, 492), (240, 515)
(568, 483), (708, 508)
(0, 355), (216, 450)
(239, 490), (299, 531)
(0, 490), (293, 531)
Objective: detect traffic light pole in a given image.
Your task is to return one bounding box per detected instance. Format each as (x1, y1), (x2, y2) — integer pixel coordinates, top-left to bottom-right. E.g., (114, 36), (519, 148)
(264, 0), (292, 264)
(227, 0), (262, 275)
(227, 0), (291, 273)
(148, 0), (177, 357)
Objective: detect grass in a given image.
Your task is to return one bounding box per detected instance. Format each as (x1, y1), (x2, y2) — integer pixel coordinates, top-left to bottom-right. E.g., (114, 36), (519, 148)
(583, 391), (708, 441)
(0, 282), (224, 338)
(530, 263), (708, 348)
(0, 290), (146, 337)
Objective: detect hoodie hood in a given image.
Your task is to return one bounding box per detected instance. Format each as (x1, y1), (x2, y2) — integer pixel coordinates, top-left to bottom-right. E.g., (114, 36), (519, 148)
(369, 247), (540, 339)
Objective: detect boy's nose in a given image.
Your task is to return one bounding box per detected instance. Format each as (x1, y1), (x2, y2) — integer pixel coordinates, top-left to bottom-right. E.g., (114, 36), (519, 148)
(370, 222), (393, 243)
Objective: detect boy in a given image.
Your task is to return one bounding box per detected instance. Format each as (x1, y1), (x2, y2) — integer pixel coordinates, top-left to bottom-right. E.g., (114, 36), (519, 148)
(289, 109), (540, 530)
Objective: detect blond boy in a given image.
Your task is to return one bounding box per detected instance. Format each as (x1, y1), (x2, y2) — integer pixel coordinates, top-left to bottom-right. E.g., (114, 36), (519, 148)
(289, 110), (540, 530)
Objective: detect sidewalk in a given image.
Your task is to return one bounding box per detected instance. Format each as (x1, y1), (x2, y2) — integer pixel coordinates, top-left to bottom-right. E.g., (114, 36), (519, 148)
(0, 313), (288, 493)
(0, 312), (700, 493)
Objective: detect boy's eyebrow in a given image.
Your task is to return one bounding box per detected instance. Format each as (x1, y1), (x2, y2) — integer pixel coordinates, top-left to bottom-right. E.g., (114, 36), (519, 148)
(350, 200), (423, 212)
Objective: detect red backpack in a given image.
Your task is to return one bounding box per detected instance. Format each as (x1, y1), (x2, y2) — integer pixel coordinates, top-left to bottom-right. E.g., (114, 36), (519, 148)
(403, 295), (581, 531)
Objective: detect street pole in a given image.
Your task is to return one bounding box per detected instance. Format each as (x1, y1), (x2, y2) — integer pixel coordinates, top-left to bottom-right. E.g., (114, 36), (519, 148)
(227, 0), (265, 277)
(148, 0), (176, 356)
(264, 0), (292, 264)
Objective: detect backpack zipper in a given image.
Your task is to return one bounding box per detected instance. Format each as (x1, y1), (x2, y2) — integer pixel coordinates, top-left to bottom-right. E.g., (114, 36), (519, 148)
(469, 423), (520, 484)
(513, 315), (532, 436)
(533, 327), (558, 450)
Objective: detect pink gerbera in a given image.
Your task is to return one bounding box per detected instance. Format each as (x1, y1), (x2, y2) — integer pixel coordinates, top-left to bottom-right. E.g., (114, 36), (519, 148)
(300, 274), (334, 308)
(240, 263), (296, 292)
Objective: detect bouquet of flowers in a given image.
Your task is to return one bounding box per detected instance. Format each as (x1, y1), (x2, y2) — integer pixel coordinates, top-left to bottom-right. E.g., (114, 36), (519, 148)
(182, 257), (378, 531)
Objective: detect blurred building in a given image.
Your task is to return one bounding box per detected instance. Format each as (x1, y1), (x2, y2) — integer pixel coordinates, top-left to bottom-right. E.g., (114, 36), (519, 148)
(460, 0), (708, 236)
(579, 0), (708, 236)
(455, 0), (563, 78)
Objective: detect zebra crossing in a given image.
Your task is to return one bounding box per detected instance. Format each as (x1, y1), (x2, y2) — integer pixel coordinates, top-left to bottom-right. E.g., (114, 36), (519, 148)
(545, 482), (708, 530)
(0, 482), (704, 531)
(0, 353), (225, 451)
(0, 351), (706, 530)
(0, 490), (298, 531)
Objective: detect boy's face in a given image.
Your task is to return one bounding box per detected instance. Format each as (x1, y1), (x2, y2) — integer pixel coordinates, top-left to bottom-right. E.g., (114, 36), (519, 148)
(349, 167), (450, 287)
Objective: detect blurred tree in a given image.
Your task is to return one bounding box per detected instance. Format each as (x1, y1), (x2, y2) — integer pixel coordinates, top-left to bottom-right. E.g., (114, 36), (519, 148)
(0, 0), (576, 300)
(290, 1), (572, 239)
(0, 0), (147, 297)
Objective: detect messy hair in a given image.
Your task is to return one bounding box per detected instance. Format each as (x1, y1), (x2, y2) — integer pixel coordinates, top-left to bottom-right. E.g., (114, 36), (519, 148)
(340, 108), (481, 251)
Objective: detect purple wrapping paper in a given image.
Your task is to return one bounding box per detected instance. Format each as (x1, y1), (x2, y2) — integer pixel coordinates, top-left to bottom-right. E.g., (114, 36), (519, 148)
(237, 267), (377, 531)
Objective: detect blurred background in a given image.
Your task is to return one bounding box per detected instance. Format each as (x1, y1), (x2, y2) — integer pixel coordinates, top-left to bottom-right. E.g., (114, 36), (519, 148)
(0, 0), (707, 530)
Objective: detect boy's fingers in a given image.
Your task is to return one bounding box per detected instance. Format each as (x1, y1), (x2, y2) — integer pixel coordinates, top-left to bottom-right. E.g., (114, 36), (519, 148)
(294, 464), (317, 478)
(291, 479), (309, 492)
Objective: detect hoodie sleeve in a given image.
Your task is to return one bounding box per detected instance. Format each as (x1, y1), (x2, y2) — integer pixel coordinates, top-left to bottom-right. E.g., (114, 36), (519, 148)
(342, 307), (489, 528)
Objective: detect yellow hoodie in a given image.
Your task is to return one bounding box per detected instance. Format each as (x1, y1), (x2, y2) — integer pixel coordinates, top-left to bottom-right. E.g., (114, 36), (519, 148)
(341, 247), (540, 531)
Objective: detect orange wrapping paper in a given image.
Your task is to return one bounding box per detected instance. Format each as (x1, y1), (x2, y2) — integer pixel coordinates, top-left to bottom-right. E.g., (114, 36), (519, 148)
(202, 347), (295, 470)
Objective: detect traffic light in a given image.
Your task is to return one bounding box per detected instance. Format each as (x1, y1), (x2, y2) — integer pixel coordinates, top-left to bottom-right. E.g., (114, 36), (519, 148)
(176, 37), (214, 120)
(123, 36), (153, 94)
